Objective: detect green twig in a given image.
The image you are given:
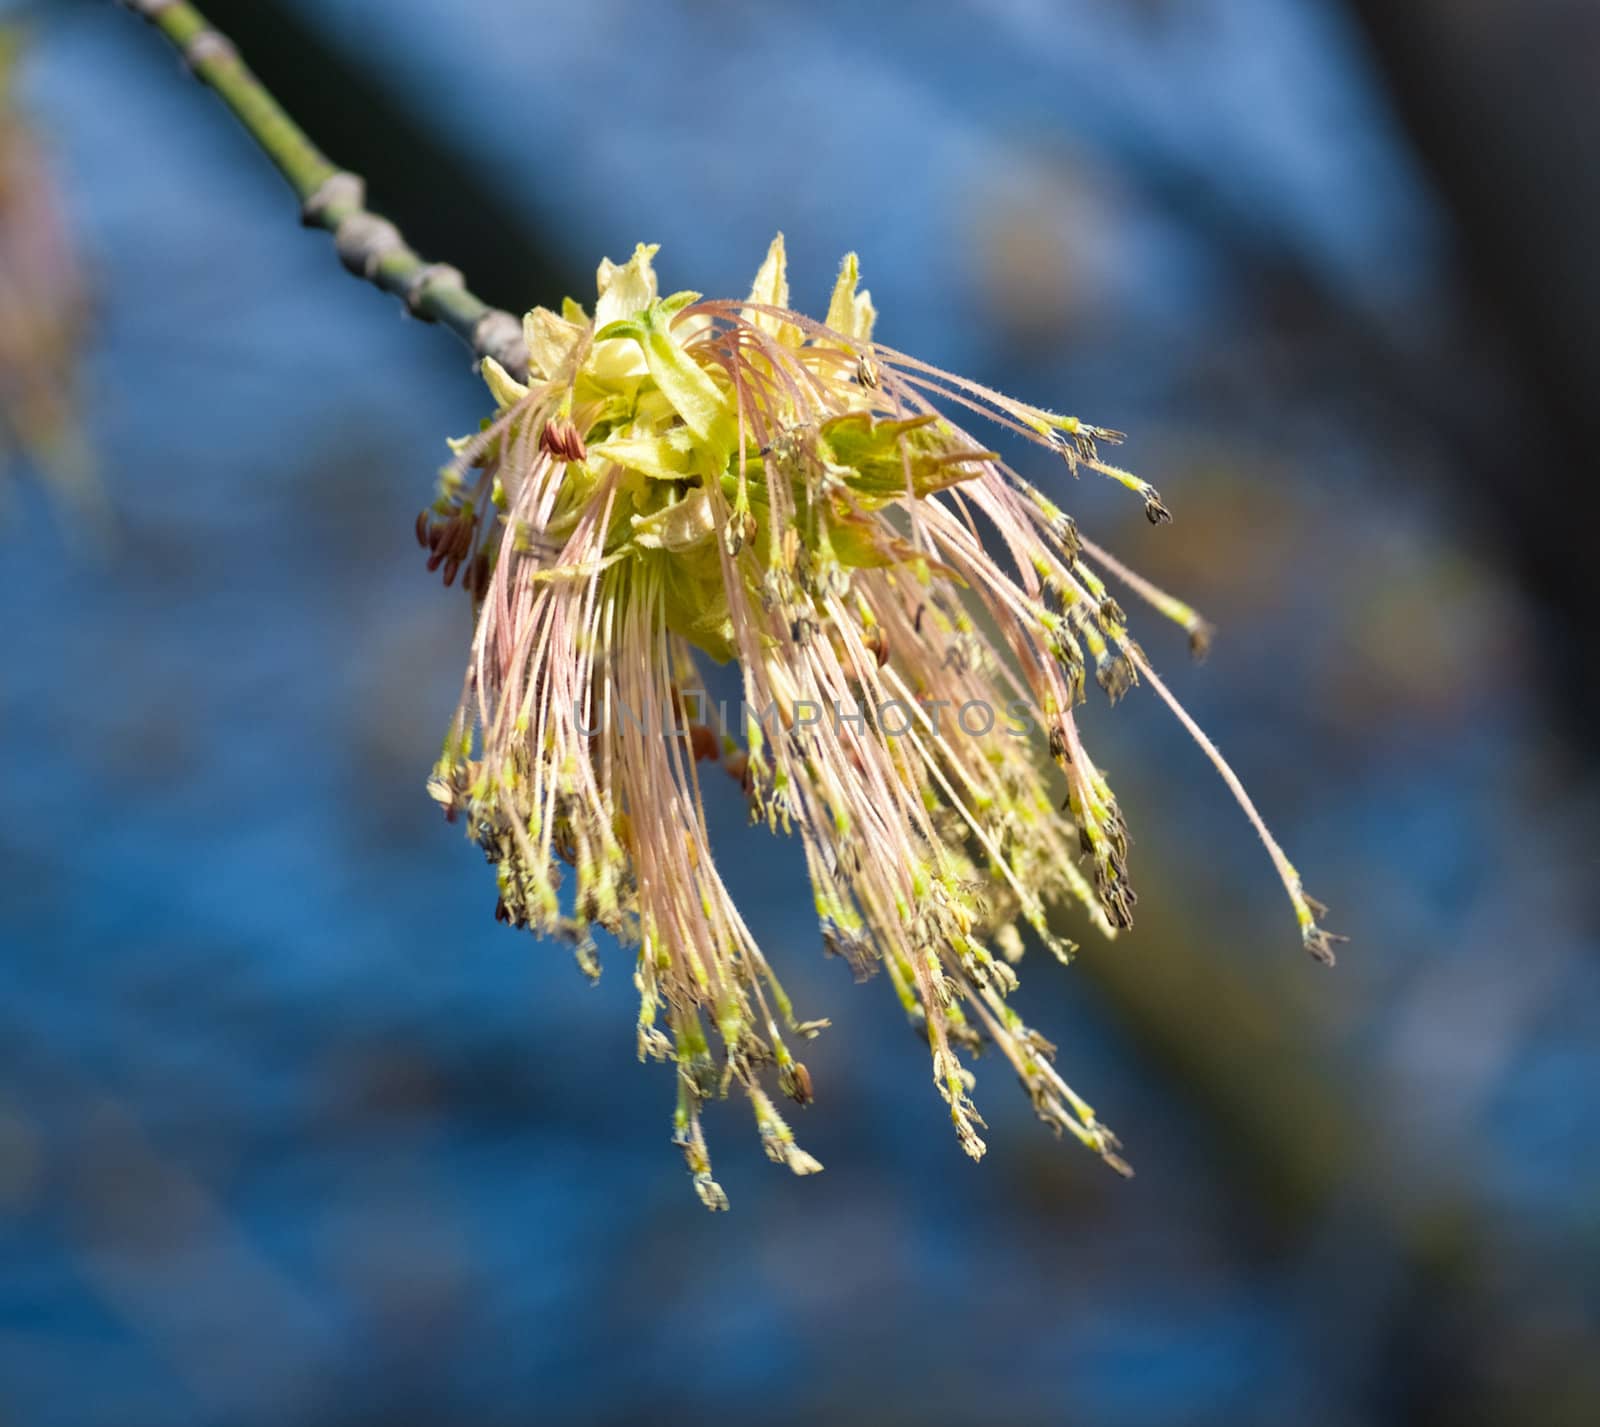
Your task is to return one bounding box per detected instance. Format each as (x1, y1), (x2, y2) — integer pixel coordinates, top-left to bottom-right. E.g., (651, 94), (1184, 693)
(115, 0), (527, 378)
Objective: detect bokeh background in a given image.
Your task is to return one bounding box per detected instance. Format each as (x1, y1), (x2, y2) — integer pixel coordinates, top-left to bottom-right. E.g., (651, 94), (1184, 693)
(4, 1), (1599, 1424)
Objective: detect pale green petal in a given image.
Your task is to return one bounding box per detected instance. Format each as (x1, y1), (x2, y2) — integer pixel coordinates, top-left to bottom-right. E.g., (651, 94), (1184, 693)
(523, 306), (582, 381)
(749, 234), (789, 311)
(638, 322), (735, 464)
(825, 253), (876, 342)
(598, 305), (736, 466)
(590, 429), (699, 484)
(745, 234), (800, 345)
(594, 242), (661, 329)
(674, 308), (715, 346)
(659, 289), (703, 317)
(585, 335), (650, 388)
(631, 486), (716, 552)
(630, 387), (680, 428)
(825, 253), (860, 335)
(481, 355), (529, 409)
(850, 286), (877, 341)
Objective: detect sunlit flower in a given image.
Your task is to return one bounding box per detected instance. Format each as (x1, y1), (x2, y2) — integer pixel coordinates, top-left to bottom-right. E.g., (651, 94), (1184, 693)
(424, 236), (1340, 1207)
(0, 30), (92, 514)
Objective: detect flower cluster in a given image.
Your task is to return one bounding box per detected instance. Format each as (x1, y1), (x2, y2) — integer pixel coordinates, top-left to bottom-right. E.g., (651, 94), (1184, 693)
(424, 237), (1339, 1207)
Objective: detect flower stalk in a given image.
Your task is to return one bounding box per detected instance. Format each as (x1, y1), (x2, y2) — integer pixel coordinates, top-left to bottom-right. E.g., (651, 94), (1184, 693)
(115, 0), (527, 378)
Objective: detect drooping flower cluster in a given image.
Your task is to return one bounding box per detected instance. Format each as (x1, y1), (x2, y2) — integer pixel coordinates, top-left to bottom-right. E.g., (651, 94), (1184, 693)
(424, 237), (1339, 1208)
(0, 30), (91, 511)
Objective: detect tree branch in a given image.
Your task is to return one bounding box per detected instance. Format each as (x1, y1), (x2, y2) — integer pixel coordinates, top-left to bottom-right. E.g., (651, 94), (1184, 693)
(115, 0), (527, 379)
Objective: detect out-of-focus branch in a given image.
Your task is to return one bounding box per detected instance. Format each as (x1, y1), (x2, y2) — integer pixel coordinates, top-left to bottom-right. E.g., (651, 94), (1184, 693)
(175, 0), (577, 319)
(1342, 0), (1600, 729)
(115, 0), (528, 378)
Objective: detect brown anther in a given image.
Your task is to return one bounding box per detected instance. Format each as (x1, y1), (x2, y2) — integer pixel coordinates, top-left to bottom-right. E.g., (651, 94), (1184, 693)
(414, 510), (430, 547)
(688, 724), (720, 763)
(1055, 514), (1081, 559)
(426, 549), (446, 573)
(1303, 925), (1347, 967)
(782, 1061), (814, 1105)
(463, 550), (491, 597)
(1101, 1151), (1135, 1179)
(1101, 885), (1136, 930)
(442, 557), (461, 587)
(1023, 1029), (1059, 1060)
(1096, 653), (1137, 705)
(1188, 620), (1216, 662)
(540, 418), (588, 463)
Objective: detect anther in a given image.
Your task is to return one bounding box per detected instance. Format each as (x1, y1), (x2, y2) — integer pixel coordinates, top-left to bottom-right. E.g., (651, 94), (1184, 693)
(541, 418), (588, 463)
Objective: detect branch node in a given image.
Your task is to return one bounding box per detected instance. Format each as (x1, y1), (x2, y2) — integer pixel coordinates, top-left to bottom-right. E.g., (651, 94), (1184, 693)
(183, 31), (239, 73)
(405, 263), (467, 317)
(120, 0), (514, 367)
(473, 310), (529, 383)
(334, 213), (406, 280)
(301, 171), (366, 229)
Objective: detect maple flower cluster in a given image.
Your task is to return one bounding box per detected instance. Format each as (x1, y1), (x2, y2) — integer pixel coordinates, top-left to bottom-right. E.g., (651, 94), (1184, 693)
(422, 237), (1339, 1208)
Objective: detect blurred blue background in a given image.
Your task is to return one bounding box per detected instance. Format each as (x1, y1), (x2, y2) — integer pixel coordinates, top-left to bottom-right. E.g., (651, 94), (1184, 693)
(4, 1), (1599, 1424)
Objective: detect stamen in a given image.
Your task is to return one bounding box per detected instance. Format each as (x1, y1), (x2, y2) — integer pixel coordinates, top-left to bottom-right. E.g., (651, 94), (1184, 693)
(430, 238), (1336, 1205)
